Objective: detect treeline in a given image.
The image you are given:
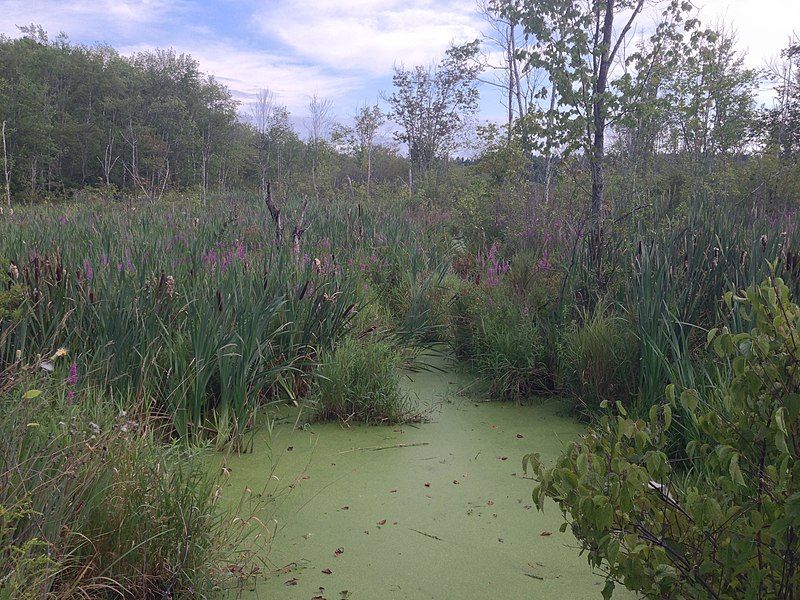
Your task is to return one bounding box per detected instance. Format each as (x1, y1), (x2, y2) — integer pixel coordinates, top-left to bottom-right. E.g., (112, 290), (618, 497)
(0, 26), (409, 203)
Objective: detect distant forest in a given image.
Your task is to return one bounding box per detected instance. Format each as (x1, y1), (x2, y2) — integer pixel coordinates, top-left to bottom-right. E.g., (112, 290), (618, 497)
(0, 26), (413, 203)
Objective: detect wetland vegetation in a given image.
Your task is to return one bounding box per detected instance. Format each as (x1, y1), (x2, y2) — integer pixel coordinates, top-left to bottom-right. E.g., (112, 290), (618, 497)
(2, 2), (800, 598)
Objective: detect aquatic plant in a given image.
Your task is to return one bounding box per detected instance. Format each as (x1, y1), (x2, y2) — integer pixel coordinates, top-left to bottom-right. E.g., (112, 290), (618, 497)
(310, 337), (410, 424)
(525, 276), (800, 598)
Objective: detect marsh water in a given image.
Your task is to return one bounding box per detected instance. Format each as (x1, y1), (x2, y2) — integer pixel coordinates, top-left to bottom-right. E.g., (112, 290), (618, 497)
(220, 358), (627, 599)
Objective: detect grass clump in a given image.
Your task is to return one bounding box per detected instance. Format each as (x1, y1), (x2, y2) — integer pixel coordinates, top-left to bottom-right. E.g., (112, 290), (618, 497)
(310, 338), (410, 424)
(558, 298), (639, 414)
(0, 371), (264, 598)
(450, 283), (550, 401)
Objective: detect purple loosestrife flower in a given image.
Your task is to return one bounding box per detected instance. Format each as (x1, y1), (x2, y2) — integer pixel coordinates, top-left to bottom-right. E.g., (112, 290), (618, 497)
(83, 259), (93, 280)
(67, 363), (78, 386)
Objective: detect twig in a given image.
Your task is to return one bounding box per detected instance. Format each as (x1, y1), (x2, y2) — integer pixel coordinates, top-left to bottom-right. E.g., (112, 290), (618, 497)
(408, 528), (443, 541)
(338, 442), (429, 454)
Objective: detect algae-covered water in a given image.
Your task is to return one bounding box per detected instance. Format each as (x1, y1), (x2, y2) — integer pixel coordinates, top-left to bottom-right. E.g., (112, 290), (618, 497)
(219, 360), (629, 599)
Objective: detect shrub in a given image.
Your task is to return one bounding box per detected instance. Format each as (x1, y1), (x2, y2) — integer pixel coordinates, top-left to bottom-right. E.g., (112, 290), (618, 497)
(310, 338), (410, 424)
(474, 293), (550, 400)
(558, 298), (638, 414)
(0, 375), (264, 598)
(525, 276), (800, 599)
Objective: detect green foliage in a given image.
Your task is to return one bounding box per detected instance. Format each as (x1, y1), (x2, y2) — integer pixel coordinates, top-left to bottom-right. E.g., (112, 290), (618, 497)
(558, 299), (638, 413)
(0, 376), (264, 598)
(526, 276), (800, 598)
(0, 196), (448, 447)
(0, 264), (25, 322)
(310, 338), (410, 424)
(450, 283), (550, 400)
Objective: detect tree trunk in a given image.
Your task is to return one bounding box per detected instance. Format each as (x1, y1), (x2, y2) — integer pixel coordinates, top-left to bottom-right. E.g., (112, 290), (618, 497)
(588, 0), (616, 269)
(264, 181), (283, 247)
(507, 22), (515, 145)
(2, 121), (10, 208)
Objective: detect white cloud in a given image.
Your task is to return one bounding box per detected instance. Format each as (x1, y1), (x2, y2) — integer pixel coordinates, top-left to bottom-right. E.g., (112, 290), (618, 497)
(253, 0), (483, 76)
(0, 0), (186, 40)
(119, 41), (361, 114)
(696, 0), (799, 69)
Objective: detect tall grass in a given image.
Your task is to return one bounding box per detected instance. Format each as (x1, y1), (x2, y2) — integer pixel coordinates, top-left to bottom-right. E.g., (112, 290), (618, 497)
(0, 195), (451, 446)
(0, 368), (265, 598)
(310, 338), (410, 424)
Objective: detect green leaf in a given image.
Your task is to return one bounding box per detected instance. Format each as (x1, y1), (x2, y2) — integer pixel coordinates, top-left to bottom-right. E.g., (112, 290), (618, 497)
(22, 389), (42, 400)
(663, 404), (672, 430)
(774, 407), (788, 436)
(601, 579), (615, 600)
(729, 454), (745, 486)
(680, 389), (699, 414)
(665, 383), (676, 405)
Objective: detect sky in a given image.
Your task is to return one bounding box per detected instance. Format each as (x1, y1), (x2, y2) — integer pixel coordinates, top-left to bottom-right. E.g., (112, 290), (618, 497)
(1, 0), (798, 126)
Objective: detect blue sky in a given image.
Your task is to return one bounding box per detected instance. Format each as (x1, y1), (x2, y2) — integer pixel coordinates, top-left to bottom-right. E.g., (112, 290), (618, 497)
(1, 0), (798, 129)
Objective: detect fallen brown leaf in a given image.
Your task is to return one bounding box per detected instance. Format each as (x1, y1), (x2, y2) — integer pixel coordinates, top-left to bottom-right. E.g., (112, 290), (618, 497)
(284, 577), (299, 586)
(334, 547), (344, 556)
(322, 568), (333, 575)
(540, 531), (552, 537)
(377, 519), (386, 525)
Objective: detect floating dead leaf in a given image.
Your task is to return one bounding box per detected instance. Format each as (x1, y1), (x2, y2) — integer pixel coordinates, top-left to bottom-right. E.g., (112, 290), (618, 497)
(377, 519), (386, 525)
(516, 433), (524, 439)
(453, 480), (460, 485)
(312, 596), (325, 600)
(498, 456), (508, 461)
(322, 568), (333, 575)
(540, 531), (552, 536)
(393, 521), (398, 525)
(389, 489), (397, 493)
(486, 500), (494, 506)
(287, 446), (294, 452)
(334, 547), (344, 556)
(284, 577), (299, 586)
(340, 506), (349, 510)
(424, 482), (430, 487)
(302, 474), (310, 480)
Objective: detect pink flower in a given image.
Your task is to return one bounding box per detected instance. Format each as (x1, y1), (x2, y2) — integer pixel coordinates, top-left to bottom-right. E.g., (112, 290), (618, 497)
(67, 363), (78, 385)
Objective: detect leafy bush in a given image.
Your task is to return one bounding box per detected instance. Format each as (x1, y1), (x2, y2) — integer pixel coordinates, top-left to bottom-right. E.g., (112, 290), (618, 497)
(311, 338), (410, 424)
(0, 375), (264, 598)
(449, 282), (552, 400)
(525, 276), (800, 599)
(558, 299), (638, 414)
